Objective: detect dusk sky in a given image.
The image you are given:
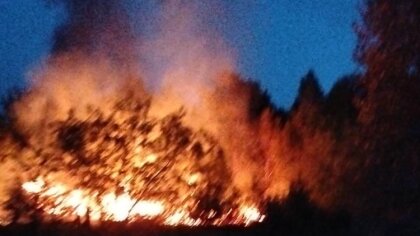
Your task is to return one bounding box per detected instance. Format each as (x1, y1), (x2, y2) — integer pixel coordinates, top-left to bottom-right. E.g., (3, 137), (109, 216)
(0, 0), (359, 108)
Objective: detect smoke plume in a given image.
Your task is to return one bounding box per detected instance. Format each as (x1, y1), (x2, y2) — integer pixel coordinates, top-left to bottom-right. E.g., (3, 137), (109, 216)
(0, 0), (290, 223)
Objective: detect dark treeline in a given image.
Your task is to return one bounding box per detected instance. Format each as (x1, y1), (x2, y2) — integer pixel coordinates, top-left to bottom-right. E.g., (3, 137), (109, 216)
(241, 0), (420, 233)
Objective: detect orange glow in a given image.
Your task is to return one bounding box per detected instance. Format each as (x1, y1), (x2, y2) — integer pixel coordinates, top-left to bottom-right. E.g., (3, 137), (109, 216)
(164, 210), (202, 226)
(239, 206), (266, 226)
(131, 200), (165, 218)
(13, 77), (272, 227)
(21, 178), (265, 226)
(22, 178), (44, 193)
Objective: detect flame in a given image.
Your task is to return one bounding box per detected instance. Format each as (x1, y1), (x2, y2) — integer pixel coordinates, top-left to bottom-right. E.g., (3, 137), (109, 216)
(22, 178), (45, 193)
(164, 210), (202, 226)
(10, 92), (271, 227)
(186, 173), (200, 186)
(0, 0), (295, 228)
(15, 98), (268, 226)
(21, 178), (264, 226)
(131, 200), (165, 218)
(239, 206), (266, 226)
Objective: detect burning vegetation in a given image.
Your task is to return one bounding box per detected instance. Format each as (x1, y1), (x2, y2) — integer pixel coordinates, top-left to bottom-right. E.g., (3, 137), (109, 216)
(0, 0), (269, 227)
(12, 95), (264, 226)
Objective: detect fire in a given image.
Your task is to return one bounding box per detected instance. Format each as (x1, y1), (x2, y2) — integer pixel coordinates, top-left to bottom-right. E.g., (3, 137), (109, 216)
(21, 178), (264, 226)
(0, 0), (283, 229)
(22, 178), (45, 193)
(240, 206), (266, 226)
(7, 95), (268, 227)
(131, 200), (165, 218)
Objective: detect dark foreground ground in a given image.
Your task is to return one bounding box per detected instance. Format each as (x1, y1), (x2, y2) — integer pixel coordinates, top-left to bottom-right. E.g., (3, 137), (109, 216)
(1, 210), (419, 236)
(1, 187), (419, 236)
(0, 219), (349, 236)
(0, 216), (418, 236)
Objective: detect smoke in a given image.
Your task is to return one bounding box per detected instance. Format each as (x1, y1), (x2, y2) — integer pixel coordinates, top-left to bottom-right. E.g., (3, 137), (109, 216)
(138, 1), (235, 118)
(0, 1), (290, 222)
(132, 2), (275, 198)
(13, 0), (145, 133)
(50, 0), (134, 57)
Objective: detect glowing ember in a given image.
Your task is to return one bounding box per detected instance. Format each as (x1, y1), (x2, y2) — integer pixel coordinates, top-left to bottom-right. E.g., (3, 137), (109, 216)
(101, 192), (134, 221)
(131, 201), (165, 218)
(22, 178), (44, 193)
(164, 210), (202, 226)
(186, 173), (200, 185)
(240, 206), (266, 226)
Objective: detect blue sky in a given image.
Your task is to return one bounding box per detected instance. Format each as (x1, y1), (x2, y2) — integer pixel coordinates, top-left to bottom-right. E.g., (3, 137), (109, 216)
(0, 1), (62, 91)
(220, 0), (359, 106)
(0, 0), (359, 108)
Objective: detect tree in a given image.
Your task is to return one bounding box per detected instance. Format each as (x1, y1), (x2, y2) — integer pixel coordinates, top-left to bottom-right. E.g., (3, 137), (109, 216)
(356, 0), (420, 127)
(324, 75), (358, 138)
(353, 0), (420, 219)
(356, 0), (420, 77)
(291, 70), (324, 131)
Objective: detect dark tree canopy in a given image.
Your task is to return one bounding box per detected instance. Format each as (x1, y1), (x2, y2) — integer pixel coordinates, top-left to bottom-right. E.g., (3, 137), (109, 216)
(292, 70), (324, 111)
(356, 0), (420, 77)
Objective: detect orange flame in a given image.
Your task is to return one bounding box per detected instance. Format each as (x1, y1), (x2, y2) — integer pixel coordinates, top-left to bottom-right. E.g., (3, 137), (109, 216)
(22, 178), (264, 226)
